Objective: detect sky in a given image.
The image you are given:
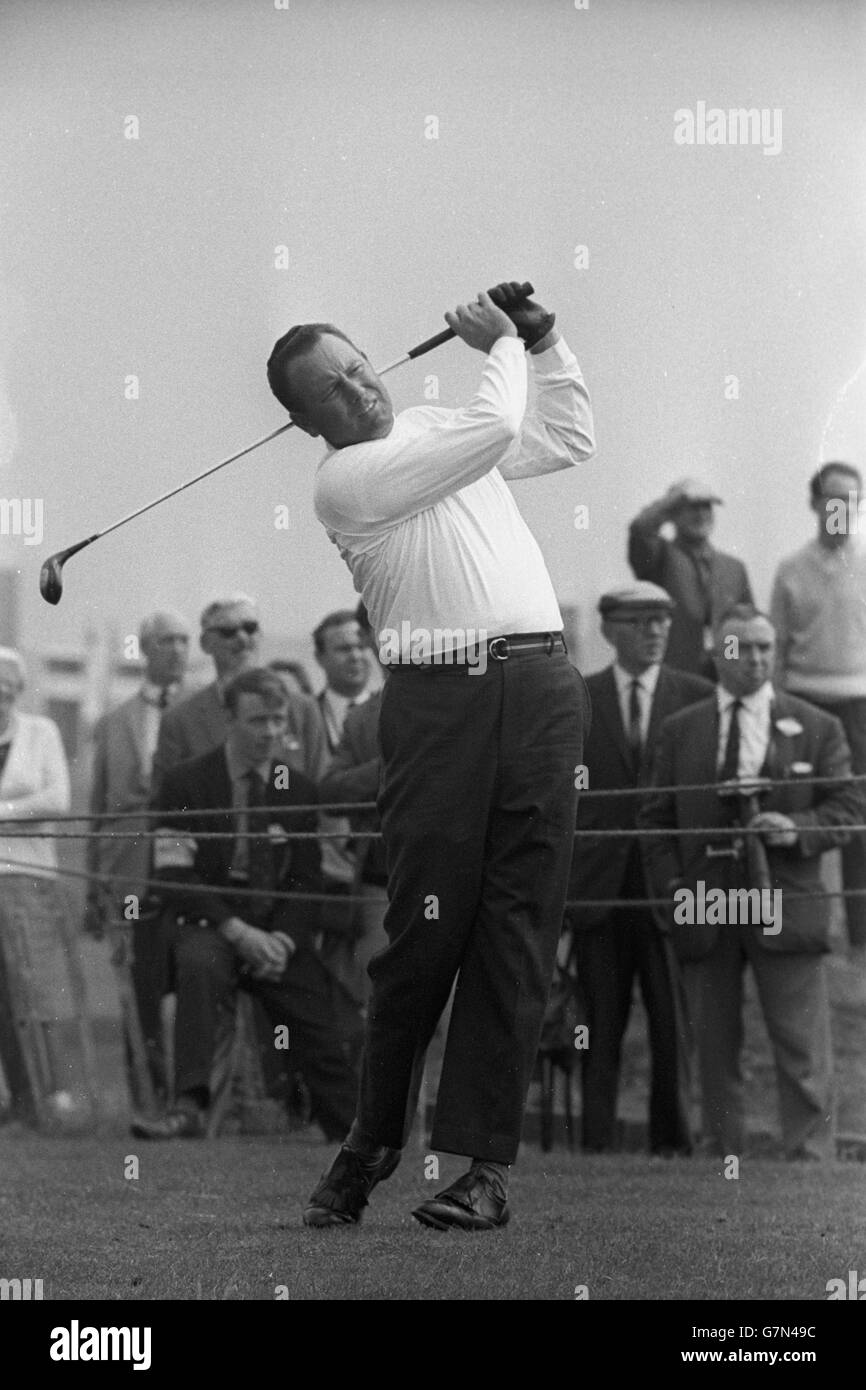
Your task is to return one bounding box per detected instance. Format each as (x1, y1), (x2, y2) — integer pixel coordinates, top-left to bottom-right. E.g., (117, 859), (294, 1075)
(1, 0), (864, 683)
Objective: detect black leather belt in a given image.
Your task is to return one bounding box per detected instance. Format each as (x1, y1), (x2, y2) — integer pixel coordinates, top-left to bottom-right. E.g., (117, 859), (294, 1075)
(387, 631), (565, 672)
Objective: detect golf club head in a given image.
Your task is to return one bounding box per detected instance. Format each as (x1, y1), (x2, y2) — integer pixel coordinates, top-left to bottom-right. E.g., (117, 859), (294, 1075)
(39, 536), (99, 605)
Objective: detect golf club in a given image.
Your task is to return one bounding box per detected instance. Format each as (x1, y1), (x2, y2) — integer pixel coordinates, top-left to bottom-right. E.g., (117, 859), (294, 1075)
(39, 282), (534, 604)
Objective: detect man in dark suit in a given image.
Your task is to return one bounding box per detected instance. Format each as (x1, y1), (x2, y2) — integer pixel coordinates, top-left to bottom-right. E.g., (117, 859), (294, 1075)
(131, 668), (359, 1140)
(152, 593), (328, 796)
(319, 673), (387, 1005)
(565, 582), (712, 1154)
(311, 608), (375, 948)
(86, 609), (191, 1094)
(628, 478), (753, 678)
(639, 605), (861, 1159)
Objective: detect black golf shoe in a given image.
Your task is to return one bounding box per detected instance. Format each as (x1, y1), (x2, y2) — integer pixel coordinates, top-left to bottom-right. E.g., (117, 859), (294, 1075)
(303, 1143), (401, 1227)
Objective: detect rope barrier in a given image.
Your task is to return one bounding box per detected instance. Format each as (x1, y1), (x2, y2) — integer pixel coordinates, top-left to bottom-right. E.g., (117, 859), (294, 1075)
(4, 822), (866, 840)
(0, 770), (863, 827)
(4, 857), (866, 913)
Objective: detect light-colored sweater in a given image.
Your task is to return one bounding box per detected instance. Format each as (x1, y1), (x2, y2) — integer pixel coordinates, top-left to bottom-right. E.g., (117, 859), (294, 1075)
(770, 538), (866, 700)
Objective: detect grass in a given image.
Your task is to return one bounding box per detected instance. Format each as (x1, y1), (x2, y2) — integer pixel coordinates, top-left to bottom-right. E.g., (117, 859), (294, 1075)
(0, 1130), (862, 1301)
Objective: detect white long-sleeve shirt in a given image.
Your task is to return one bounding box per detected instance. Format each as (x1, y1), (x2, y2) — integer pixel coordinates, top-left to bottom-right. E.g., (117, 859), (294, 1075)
(314, 335), (595, 660)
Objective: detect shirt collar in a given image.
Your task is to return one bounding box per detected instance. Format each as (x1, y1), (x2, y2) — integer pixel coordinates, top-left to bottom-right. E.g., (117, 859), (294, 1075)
(613, 662), (661, 697)
(323, 686), (370, 713)
(717, 681), (774, 714)
(224, 741), (272, 788)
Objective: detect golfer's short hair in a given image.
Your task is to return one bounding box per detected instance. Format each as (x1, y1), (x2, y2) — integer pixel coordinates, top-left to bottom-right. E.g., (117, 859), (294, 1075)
(809, 461), (862, 502)
(0, 646), (25, 689)
(266, 323), (361, 414)
(714, 603), (773, 634)
(312, 609), (360, 655)
(223, 667), (289, 715)
(200, 594), (258, 630)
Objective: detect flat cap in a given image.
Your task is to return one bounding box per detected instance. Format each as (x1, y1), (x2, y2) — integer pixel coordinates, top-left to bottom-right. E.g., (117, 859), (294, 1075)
(599, 581), (675, 617)
(671, 476), (723, 505)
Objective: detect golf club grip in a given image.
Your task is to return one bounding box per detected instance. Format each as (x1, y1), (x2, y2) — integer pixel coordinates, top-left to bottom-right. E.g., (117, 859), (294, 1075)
(407, 281), (535, 361)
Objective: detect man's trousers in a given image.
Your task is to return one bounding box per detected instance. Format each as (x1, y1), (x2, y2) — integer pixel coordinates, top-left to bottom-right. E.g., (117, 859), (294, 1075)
(808, 696), (866, 949)
(172, 925), (360, 1142)
(356, 649), (589, 1164)
(685, 926), (834, 1159)
(573, 857), (692, 1153)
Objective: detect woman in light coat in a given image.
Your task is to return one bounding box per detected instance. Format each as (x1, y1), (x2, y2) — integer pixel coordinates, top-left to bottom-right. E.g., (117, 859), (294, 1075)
(0, 646), (70, 875)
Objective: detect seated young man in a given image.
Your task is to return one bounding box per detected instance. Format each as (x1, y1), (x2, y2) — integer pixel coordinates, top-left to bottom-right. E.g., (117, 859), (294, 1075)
(131, 667), (359, 1141)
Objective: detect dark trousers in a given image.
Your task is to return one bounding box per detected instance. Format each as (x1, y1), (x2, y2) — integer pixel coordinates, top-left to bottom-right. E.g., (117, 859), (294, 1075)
(809, 696), (866, 948)
(356, 650), (588, 1163)
(172, 925), (359, 1142)
(574, 854), (691, 1153)
(129, 910), (176, 1063)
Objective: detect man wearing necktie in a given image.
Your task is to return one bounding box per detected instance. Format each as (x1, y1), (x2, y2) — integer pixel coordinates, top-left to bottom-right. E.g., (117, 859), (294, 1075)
(86, 610), (191, 1099)
(564, 583), (713, 1154)
(311, 608), (375, 988)
(639, 605), (862, 1159)
(132, 667), (359, 1140)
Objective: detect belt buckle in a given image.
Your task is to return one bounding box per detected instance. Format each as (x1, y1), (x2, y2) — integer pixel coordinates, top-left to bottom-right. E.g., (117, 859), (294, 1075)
(489, 636), (510, 661)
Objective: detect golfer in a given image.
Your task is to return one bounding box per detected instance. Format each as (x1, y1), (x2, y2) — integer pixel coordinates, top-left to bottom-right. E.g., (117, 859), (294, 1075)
(267, 283), (595, 1229)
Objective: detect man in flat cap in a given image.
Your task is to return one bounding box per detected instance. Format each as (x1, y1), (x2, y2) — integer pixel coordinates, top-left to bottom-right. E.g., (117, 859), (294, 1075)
(628, 479), (753, 678)
(563, 582), (713, 1153)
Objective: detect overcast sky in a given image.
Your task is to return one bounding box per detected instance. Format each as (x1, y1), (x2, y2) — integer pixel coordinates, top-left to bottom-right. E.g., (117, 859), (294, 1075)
(1, 0), (864, 681)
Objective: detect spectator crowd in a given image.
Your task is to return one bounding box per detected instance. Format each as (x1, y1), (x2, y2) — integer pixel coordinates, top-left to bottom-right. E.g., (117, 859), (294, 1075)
(0, 460), (864, 1160)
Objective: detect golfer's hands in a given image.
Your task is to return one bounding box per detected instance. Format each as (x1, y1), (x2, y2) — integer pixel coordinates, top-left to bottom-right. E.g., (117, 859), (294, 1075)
(445, 290), (518, 354)
(221, 917), (291, 981)
(488, 281), (557, 351)
(748, 811), (798, 849)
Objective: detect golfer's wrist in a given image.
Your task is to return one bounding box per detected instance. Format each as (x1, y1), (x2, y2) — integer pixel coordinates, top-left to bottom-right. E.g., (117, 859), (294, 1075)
(529, 326), (561, 355)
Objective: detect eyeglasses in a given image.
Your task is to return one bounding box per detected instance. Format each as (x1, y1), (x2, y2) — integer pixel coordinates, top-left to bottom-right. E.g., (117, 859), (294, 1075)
(206, 621), (260, 639)
(607, 615), (672, 631)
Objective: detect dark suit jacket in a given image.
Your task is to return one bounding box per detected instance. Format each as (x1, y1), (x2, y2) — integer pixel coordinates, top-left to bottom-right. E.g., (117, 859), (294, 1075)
(87, 684), (192, 902)
(152, 745), (323, 949)
(628, 526), (753, 676)
(319, 690), (386, 882)
(638, 689), (861, 958)
(152, 681), (328, 797)
(567, 664), (713, 927)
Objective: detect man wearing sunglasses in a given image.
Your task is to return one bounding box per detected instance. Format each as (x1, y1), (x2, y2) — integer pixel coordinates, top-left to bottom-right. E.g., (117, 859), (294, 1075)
(152, 594), (328, 796)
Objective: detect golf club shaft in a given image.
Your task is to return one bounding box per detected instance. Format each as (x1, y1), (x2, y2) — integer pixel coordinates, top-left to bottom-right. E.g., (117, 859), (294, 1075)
(41, 282), (537, 600)
(89, 330), (455, 544)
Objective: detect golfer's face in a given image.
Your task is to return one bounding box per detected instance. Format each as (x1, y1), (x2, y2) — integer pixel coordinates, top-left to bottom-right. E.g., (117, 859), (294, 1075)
(290, 335), (394, 448)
